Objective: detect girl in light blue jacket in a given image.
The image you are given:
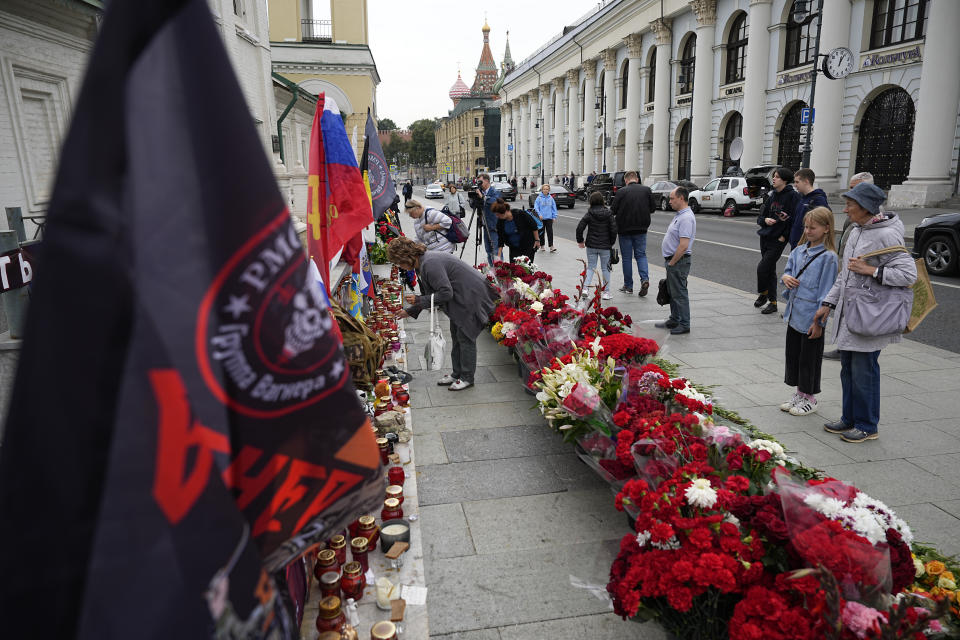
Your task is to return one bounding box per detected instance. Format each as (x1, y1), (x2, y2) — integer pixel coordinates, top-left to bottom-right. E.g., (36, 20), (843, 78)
(779, 207), (839, 416)
(533, 184), (558, 252)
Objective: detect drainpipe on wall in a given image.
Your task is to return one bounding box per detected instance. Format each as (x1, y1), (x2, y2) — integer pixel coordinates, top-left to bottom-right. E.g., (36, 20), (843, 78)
(273, 72), (302, 166)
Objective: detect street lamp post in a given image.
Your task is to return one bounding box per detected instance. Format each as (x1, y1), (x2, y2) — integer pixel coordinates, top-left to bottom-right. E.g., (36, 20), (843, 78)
(594, 95), (607, 173)
(535, 119), (545, 186)
(796, 0), (824, 169)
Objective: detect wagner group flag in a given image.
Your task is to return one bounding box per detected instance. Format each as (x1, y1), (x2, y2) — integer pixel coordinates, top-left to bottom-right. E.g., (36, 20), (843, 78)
(362, 108), (395, 220)
(0, 0), (384, 636)
(306, 95), (372, 292)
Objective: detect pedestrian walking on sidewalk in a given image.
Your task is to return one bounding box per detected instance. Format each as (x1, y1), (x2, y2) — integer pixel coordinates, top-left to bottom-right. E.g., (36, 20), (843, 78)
(755, 167), (801, 315)
(814, 183), (917, 443)
(655, 187), (696, 334)
(788, 168), (830, 249)
(576, 192), (618, 300)
(533, 183), (558, 252)
(611, 170), (656, 297)
(493, 198), (540, 263)
(402, 180), (413, 204)
(521, 176), (527, 191)
(387, 237), (498, 391)
(779, 207), (839, 416)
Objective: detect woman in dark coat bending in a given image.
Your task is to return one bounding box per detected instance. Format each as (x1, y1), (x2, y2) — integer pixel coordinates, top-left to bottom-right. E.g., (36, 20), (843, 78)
(387, 237), (499, 391)
(492, 198), (540, 263)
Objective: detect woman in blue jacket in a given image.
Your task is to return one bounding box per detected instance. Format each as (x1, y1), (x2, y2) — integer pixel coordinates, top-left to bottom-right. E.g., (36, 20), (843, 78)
(533, 184), (558, 252)
(779, 207), (839, 416)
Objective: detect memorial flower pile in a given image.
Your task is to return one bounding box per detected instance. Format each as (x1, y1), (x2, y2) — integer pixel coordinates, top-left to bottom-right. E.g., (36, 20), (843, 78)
(479, 256), (953, 638)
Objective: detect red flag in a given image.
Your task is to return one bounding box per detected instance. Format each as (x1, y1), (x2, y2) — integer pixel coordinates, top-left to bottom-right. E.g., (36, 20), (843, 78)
(307, 94), (372, 292)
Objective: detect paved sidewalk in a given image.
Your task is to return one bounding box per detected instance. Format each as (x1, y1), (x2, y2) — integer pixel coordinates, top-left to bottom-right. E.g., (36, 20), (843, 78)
(401, 234), (960, 639)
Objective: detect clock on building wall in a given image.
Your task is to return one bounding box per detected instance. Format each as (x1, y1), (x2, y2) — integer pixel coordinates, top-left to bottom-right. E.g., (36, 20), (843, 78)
(823, 47), (855, 80)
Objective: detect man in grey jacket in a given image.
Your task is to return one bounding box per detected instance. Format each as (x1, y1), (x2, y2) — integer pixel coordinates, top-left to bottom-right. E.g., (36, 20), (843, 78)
(814, 182), (916, 443)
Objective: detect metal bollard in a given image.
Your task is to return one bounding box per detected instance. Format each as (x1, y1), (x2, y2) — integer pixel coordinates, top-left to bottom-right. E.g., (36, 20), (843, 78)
(5, 207), (26, 243)
(0, 231), (28, 339)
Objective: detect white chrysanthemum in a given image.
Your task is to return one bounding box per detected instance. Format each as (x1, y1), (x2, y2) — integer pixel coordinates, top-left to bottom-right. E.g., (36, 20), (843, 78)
(540, 288), (554, 300)
(530, 301), (544, 313)
(501, 322), (517, 336)
(684, 478), (718, 509)
(804, 494), (846, 518)
(723, 513), (741, 527)
(675, 380), (710, 404)
(748, 439), (785, 459)
(847, 508), (886, 545)
(636, 531), (651, 547)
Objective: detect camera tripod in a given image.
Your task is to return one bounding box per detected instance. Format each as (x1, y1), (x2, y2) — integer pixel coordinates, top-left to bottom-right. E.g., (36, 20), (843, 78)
(459, 202), (493, 267)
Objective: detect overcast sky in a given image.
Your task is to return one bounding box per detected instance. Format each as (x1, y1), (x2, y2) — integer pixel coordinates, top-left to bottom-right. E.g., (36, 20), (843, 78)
(365, 0), (599, 128)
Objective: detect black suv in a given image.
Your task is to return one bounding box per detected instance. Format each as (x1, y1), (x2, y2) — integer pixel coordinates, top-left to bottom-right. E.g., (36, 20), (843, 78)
(586, 171), (636, 205)
(913, 212), (960, 276)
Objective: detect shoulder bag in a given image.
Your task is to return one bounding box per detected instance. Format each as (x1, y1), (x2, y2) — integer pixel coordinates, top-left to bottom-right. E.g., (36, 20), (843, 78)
(423, 294), (446, 371)
(843, 245), (935, 336)
(780, 247), (827, 301)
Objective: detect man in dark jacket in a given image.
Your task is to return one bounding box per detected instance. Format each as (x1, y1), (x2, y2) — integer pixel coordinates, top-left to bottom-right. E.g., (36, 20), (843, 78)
(610, 171), (657, 297)
(788, 168), (830, 248)
(755, 167), (801, 314)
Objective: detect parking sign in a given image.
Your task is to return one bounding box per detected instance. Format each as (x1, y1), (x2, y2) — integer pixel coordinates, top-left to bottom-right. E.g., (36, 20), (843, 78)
(800, 107), (815, 125)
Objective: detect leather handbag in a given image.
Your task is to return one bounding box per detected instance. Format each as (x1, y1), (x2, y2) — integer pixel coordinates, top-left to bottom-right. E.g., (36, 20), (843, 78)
(656, 279), (671, 306)
(843, 245), (925, 336)
(608, 247), (620, 266)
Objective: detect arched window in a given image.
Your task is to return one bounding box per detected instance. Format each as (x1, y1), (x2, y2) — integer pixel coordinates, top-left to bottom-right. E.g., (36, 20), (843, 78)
(856, 88), (915, 189)
(676, 121), (691, 180)
(721, 112), (743, 170)
(777, 101), (807, 171)
(620, 60), (629, 110)
(648, 49), (656, 103)
(678, 35), (696, 95)
(870, 0), (928, 50)
(785, 1), (818, 69)
(725, 13), (748, 84)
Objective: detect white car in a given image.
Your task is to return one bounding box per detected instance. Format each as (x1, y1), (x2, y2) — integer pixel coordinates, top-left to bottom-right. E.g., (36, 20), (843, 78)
(687, 176), (764, 215)
(424, 182), (445, 199)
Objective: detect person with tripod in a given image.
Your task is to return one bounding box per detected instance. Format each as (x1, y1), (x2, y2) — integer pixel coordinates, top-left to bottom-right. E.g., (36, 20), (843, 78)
(475, 173), (500, 265)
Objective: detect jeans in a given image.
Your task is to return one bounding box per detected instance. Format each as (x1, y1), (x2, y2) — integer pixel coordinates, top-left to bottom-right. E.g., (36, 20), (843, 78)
(757, 236), (787, 300)
(839, 350), (881, 433)
(482, 211), (499, 264)
(449, 317), (477, 383)
(618, 233), (649, 290)
(665, 255), (691, 329)
(585, 247), (611, 290)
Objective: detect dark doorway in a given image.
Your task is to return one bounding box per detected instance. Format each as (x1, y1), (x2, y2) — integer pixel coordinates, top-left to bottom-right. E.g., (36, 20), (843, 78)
(777, 101), (807, 171)
(855, 88), (915, 189)
(676, 121), (691, 180)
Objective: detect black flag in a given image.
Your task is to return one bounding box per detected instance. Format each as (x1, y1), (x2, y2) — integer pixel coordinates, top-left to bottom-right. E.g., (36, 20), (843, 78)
(0, 0), (384, 636)
(362, 109), (397, 220)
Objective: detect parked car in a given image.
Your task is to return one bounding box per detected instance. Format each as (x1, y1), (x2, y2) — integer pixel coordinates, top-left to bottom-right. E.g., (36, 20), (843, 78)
(586, 171), (640, 205)
(688, 176), (764, 215)
(528, 184), (577, 209)
(744, 164), (784, 202)
(424, 182), (445, 199)
(650, 179), (701, 210)
(913, 212), (960, 276)
(492, 180), (517, 201)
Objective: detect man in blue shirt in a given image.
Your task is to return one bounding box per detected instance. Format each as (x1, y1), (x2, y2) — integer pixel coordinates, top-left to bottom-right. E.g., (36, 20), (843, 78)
(656, 187), (696, 335)
(475, 173), (501, 264)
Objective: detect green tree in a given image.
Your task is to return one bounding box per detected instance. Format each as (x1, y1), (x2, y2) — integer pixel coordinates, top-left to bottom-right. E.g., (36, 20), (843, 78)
(383, 132), (410, 166)
(377, 117), (398, 131)
(408, 118), (438, 166)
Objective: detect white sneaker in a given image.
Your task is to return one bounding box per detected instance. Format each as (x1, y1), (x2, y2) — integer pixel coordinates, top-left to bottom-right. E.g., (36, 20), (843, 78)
(601, 292), (613, 300)
(790, 397), (818, 416)
(448, 379), (474, 391)
(779, 393), (800, 412)
(437, 374), (455, 386)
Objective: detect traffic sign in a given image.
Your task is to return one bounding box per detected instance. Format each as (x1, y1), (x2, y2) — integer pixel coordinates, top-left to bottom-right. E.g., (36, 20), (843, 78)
(442, 163), (452, 173)
(507, 144), (514, 151)
(389, 164), (397, 172)
(799, 125), (808, 135)
(800, 107), (815, 125)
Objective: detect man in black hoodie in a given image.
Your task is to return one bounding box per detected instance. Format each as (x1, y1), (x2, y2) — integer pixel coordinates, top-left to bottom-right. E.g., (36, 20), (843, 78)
(788, 168), (830, 249)
(611, 171), (657, 296)
(755, 167), (800, 314)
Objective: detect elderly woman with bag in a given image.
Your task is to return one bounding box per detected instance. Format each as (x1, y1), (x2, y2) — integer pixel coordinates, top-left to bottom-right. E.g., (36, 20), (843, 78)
(387, 237), (498, 391)
(813, 182), (917, 443)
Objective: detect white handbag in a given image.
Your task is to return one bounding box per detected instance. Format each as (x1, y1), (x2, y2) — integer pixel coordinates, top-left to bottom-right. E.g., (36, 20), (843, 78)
(423, 294), (446, 371)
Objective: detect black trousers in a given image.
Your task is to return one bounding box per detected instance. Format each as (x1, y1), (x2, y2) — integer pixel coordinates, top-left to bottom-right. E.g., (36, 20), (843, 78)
(757, 236), (787, 299)
(784, 326), (824, 394)
(539, 219), (555, 247)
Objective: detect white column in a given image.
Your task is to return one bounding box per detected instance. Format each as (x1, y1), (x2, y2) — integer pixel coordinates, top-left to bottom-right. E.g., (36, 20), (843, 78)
(517, 95), (527, 178)
(582, 60), (598, 175)
(553, 77), (564, 177)
(500, 105), (508, 174)
(690, 0), (717, 186)
(528, 90), (538, 181)
(890, 0), (960, 206)
(603, 49), (617, 172)
(624, 33), (644, 172)
(567, 68), (580, 180)
(740, 0), (771, 169)
(809, 0), (852, 192)
(540, 83), (551, 181)
(650, 18), (672, 181)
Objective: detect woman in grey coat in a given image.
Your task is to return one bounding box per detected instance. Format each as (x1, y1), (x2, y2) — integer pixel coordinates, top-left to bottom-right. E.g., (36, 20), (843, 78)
(814, 182), (917, 443)
(387, 237), (498, 390)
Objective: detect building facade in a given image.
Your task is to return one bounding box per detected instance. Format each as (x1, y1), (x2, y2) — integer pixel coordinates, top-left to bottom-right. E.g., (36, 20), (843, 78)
(498, 0), (960, 206)
(435, 23), (507, 180)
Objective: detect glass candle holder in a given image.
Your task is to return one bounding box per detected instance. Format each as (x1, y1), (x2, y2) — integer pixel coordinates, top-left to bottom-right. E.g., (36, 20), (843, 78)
(341, 561), (365, 602)
(387, 465), (405, 486)
(319, 571), (341, 600)
(385, 484), (404, 505)
(357, 515), (380, 550)
(314, 548), (339, 582)
(371, 620), (398, 640)
(329, 534), (347, 566)
(315, 596), (345, 634)
(350, 536), (369, 573)
(376, 437), (390, 465)
(380, 497), (403, 521)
